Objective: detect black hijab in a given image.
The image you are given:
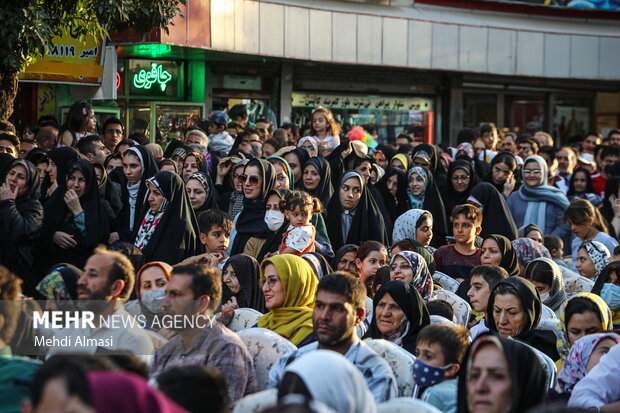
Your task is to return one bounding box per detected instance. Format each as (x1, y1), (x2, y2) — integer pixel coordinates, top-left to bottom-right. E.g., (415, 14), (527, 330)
(230, 159), (277, 255)
(592, 261), (620, 295)
(94, 163), (123, 220)
(363, 280), (430, 355)
(134, 171), (201, 265)
(332, 244), (359, 270)
(456, 333), (547, 413)
(482, 234), (520, 278)
(41, 159), (110, 268)
(187, 171), (220, 213)
(486, 277), (559, 360)
(0, 153), (15, 178)
(601, 177), (620, 238)
(411, 143), (447, 188)
(283, 148), (310, 188)
(221, 254), (265, 313)
(0, 159), (43, 294)
(41, 147), (79, 203)
(325, 171), (389, 252)
(375, 168), (408, 224)
(469, 182), (518, 240)
(116, 145), (159, 238)
(443, 160), (478, 217)
(300, 157), (333, 207)
(162, 139), (188, 159)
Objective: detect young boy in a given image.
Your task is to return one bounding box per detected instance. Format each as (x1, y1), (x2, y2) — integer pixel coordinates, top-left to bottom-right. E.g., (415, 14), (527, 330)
(414, 324), (470, 413)
(467, 265), (509, 339)
(205, 111), (234, 156)
(180, 210), (232, 268)
(434, 204), (483, 281)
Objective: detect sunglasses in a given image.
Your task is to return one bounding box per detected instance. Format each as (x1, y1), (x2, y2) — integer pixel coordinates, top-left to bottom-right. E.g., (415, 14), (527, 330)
(238, 174), (261, 185)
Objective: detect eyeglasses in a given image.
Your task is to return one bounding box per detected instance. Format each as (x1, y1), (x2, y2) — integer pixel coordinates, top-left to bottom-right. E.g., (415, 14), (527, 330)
(238, 174), (261, 185)
(263, 277), (280, 288)
(523, 169), (542, 176)
(452, 175), (470, 182)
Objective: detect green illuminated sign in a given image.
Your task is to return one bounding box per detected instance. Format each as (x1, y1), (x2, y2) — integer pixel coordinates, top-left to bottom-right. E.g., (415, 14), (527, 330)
(132, 62), (173, 92)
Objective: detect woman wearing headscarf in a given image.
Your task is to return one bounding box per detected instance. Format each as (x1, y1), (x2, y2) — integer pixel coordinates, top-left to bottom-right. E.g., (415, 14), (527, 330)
(297, 136), (320, 158)
(406, 167), (448, 247)
(480, 234), (520, 277)
(555, 292), (613, 370)
(456, 333), (547, 413)
(374, 144), (396, 171)
(258, 254), (318, 346)
(267, 156), (295, 190)
(279, 350), (377, 413)
(215, 158), (248, 220)
(284, 148), (310, 188)
(112, 145), (159, 243)
(511, 237), (552, 276)
(36, 263), (81, 309)
(592, 261), (620, 327)
(40, 159), (110, 270)
(0, 159), (43, 295)
(518, 223), (544, 244)
(186, 171), (220, 213)
(229, 159), (277, 255)
(86, 371), (188, 413)
(391, 238), (437, 274)
(553, 333), (620, 402)
(507, 155), (570, 240)
(221, 254), (265, 313)
(41, 146), (79, 203)
(375, 168), (408, 225)
(392, 209), (436, 253)
(486, 276), (560, 360)
(523, 257), (567, 315)
(325, 171), (388, 252)
(442, 159), (478, 218)
(389, 251), (433, 301)
(411, 143), (447, 189)
(390, 153), (411, 172)
(332, 244), (359, 274)
(301, 156), (333, 207)
(133, 171), (200, 265)
(576, 240), (610, 281)
(363, 280), (430, 355)
(467, 182), (518, 240)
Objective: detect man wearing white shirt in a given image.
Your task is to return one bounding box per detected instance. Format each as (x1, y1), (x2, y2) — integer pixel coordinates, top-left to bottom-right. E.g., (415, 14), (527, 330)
(46, 247), (153, 358)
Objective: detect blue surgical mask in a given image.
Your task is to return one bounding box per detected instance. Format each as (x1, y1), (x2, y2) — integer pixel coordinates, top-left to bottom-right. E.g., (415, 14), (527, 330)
(601, 283), (620, 309)
(412, 358), (454, 387)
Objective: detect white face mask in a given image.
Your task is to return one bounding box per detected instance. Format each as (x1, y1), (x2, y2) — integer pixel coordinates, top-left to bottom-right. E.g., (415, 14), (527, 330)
(539, 291), (550, 303)
(141, 288), (166, 314)
(264, 210), (285, 232)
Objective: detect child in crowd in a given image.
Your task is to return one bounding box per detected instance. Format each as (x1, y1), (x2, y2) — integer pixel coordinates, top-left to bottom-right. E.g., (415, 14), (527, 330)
(434, 204), (483, 281)
(279, 190), (321, 256)
(545, 235), (569, 268)
(414, 324), (470, 413)
(564, 198), (618, 269)
(180, 210), (232, 268)
(309, 106), (341, 156)
(355, 240), (388, 286)
(467, 265), (509, 338)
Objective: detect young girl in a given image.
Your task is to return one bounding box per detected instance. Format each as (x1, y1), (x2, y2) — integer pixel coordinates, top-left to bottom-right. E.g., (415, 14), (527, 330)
(310, 106), (341, 156)
(576, 240), (610, 281)
(392, 209), (435, 253)
(564, 198), (618, 268)
(568, 167), (602, 206)
(355, 240), (388, 287)
(279, 190), (322, 256)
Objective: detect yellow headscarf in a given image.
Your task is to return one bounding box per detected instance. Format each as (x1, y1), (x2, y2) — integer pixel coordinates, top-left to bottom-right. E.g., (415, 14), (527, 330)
(391, 154), (410, 171)
(257, 254), (318, 345)
(556, 292), (613, 360)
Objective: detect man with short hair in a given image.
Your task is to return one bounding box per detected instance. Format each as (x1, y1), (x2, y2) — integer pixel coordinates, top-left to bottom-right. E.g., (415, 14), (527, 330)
(0, 133), (19, 158)
(0, 266), (41, 412)
(556, 146), (577, 178)
(101, 117), (124, 153)
(582, 131), (601, 155)
(47, 247), (153, 357)
(516, 136), (539, 159)
(608, 129), (620, 148)
(77, 135), (110, 165)
(152, 264), (257, 402)
(255, 118), (274, 138)
(268, 272), (398, 402)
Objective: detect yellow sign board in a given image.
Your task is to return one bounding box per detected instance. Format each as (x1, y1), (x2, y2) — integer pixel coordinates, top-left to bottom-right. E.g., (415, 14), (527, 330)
(21, 31), (105, 84)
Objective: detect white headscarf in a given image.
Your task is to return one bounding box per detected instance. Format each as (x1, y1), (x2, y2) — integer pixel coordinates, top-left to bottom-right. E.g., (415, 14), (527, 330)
(281, 350), (377, 413)
(392, 208), (431, 243)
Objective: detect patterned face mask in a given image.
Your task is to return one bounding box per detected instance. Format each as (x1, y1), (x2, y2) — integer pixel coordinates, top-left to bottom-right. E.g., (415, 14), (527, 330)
(412, 358), (454, 387)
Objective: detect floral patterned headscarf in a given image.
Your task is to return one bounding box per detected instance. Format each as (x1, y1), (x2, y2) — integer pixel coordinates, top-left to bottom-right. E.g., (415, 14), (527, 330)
(406, 167), (428, 209)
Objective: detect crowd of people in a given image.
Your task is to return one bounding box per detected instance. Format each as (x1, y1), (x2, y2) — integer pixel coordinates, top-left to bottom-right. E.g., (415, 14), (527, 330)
(1, 100), (620, 412)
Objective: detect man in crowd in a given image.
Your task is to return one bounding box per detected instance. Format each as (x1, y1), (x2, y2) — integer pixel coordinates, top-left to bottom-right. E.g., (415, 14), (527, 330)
(0, 133), (19, 158)
(269, 272), (398, 402)
(47, 247), (153, 358)
(101, 117), (124, 153)
(152, 264), (257, 402)
(77, 135), (111, 165)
